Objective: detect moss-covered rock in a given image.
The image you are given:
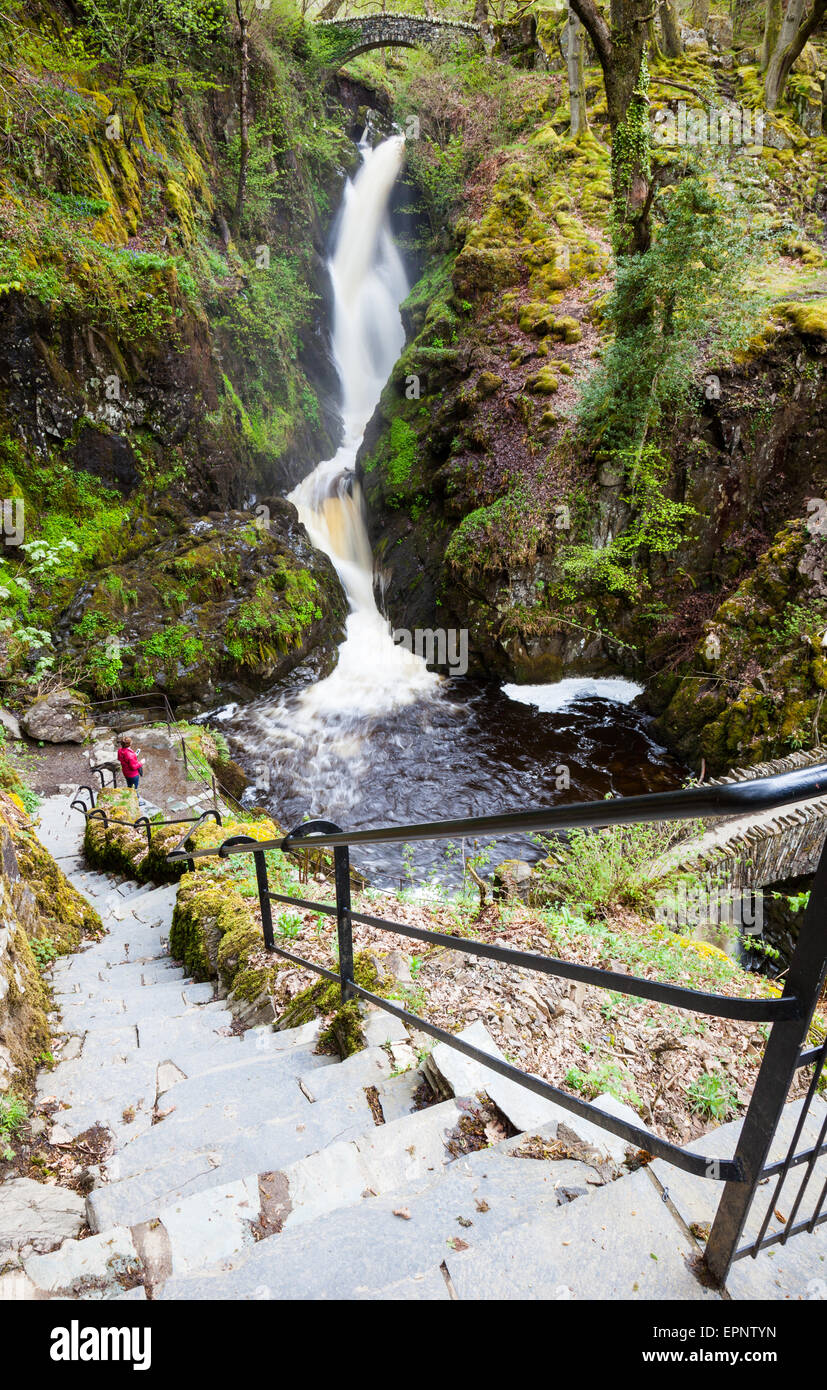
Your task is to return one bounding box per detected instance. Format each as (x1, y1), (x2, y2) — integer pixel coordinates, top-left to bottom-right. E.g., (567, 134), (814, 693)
(656, 520), (827, 772)
(0, 5), (354, 706)
(779, 301), (827, 342)
(59, 507), (347, 704)
(526, 367), (559, 394)
(275, 951), (385, 1058)
(0, 790), (102, 1093)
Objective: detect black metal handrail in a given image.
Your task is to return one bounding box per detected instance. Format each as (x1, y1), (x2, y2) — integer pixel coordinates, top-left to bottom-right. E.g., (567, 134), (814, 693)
(90, 762), (119, 789)
(87, 691), (176, 736)
(85, 805), (222, 852)
(165, 761), (827, 1281)
(167, 762), (827, 864)
(167, 810), (223, 870)
(280, 761), (827, 848)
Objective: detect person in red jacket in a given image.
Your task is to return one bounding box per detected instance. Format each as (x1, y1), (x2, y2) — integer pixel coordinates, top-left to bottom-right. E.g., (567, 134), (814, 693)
(116, 738), (145, 797)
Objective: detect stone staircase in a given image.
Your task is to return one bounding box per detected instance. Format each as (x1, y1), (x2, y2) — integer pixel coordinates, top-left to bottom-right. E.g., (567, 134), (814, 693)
(3, 794), (825, 1301)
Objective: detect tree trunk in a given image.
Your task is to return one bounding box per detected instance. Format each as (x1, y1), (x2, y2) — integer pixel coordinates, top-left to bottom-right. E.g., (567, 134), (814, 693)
(765, 0), (825, 108)
(647, 15), (663, 57)
(472, 0), (489, 20)
(607, 55), (653, 254)
(691, 0), (709, 27)
(232, 0), (250, 236)
(659, 0), (682, 56)
(565, 7), (589, 137)
(568, 0), (653, 253)
(317, 0), (345, 17)
(760, 0), (783, 69)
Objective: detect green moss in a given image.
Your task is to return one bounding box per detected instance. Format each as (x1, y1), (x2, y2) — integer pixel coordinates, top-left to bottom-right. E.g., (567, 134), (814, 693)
(526, 367), (559, 394)
(476, 371), (503, 396)
(518, 301), (557, 334)
(169, 881), (231, 981)
(445, 484), (546, 578)
(275, 951), (384, 1058)
(231, 963), (281, 1004)
(317, 1001), (365, 1059)
(83, 788), (182, 884)
(13, 826), (102, 948)
(551, 315), (583, 343)
(779, 301), (827, 341)
(386, 418), (418, 489)
(226, 564), (323, 667)
(658, 520), (827, 771)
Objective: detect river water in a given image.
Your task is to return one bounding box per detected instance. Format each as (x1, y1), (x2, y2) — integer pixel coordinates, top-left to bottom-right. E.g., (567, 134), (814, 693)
(221, 135), (685, 886)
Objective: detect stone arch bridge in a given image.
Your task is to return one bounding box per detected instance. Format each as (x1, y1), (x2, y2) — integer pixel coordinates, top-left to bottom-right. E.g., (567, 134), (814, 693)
(314, 13), (485, 64)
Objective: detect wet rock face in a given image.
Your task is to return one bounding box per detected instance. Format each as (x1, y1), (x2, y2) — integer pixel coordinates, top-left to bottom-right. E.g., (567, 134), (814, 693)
(0, 291), (232, 513)
(0, 261), (341, 513)
(363, 255), (827, 697)
(653, 520), (827, 775)
(57, 505), (348, 706)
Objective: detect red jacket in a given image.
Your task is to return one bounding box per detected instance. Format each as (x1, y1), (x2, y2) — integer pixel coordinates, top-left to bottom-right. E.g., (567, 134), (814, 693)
(117, 746), (142, 778)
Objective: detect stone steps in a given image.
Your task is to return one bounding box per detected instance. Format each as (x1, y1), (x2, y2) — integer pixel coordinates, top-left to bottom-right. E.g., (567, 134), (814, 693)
(107, 1097), (465, 1286)
(650, 1093), (827, 1300)
(103, 1045), (397, 1187)
(151, 1141), (629, 1301)
(13, 794), (827, 1303)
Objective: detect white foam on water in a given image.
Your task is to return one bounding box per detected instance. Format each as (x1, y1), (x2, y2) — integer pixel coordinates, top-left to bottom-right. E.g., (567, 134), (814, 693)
(502, 678), (644, 712)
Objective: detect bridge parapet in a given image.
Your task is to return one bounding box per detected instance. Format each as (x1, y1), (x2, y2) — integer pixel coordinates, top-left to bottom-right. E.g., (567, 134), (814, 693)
(661, 746), (827, 892)
(314, 12), (484, 62)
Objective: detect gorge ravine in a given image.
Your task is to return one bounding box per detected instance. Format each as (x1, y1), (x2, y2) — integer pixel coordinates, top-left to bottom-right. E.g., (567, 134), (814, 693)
(220, 134), (685, 885)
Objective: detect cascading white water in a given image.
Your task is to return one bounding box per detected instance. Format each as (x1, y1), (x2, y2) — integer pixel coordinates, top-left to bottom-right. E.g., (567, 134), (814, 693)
(232, 134), (438, 816)
(286, 133), (438, 718)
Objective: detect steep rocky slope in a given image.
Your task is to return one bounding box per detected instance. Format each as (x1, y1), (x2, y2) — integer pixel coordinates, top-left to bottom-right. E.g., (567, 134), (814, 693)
(0, 0), (357, 702)
(356, 31), (827, 772)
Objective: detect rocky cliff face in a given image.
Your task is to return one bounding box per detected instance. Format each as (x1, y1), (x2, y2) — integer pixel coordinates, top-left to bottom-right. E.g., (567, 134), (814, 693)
(58, 503), (347, 710)
(357, 45), (827, 771)
(0, 3), (356, 704)
(0, 791), (101, 1095)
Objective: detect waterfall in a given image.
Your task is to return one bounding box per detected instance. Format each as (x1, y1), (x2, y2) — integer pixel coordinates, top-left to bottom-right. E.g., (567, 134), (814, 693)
(286, 133), (437, 718)
(230, 134), (438, 819)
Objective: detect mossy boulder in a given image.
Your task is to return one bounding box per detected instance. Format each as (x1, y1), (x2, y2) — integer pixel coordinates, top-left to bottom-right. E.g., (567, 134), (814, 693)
(167, 812), (285, 1021)
(551, 315), (583, 344)
(275, 951), (385, 1058)
(779, 301), (827, 342)
(526, 367), (560, 395)
(60, 508), (347, 705)
(169, 874), (243, 977)
(0, 792), (102, 1092)
(518, 301), (558, 334)
(656, 520), (827, 772)
(476, 371), (504, 396)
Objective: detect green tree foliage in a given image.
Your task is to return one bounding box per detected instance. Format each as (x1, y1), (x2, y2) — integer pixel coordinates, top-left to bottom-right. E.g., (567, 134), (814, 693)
(406, 132), (467, 236)
(580, 172), (768, 458)
(80, 0), (224, 131)
(561, 444), (698, 598)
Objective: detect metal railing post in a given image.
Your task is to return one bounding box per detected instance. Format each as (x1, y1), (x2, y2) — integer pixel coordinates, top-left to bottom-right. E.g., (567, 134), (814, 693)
(218, 834), (275, 951)
(334, 843), (355, 1004)
(705, 836), (827, 1284)
(253, 850), (275, 952)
